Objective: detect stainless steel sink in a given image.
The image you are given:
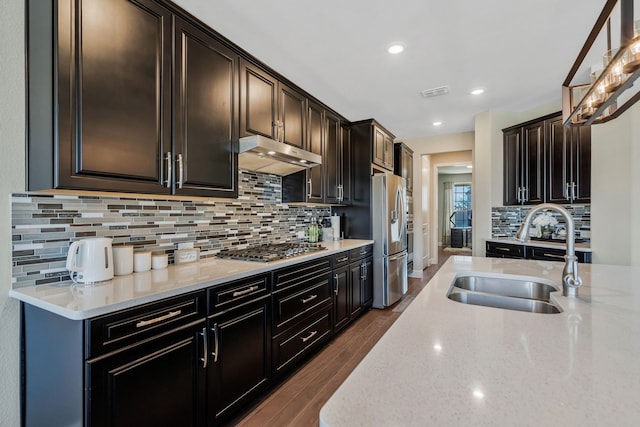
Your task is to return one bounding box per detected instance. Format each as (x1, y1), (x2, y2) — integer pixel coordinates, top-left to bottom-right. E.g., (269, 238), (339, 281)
(452, 275), (558, 301)
(447, 274), (563, 314)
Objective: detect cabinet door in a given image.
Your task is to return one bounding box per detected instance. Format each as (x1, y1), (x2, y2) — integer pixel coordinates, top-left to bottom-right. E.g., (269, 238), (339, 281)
(362, 257), (374, 307)
(173, 18), (238, 198)
(208, 298), (270, 426)
(384, 134), (395, 170)
(56, 0), (171, 194)
(307, 101), (325, 203)
(278, 82), (306, 148)
(522, 122), (544, 204)
(373, 127), (386, 169)
(324, 111), (342, 204)
(240, 60), (277, 139)
(87, 324), (207, 427)
(333, 266), (350, 332)
(571, 126), (591, 203)
(341, 125), (352, 204)
(503, 128), (521, 205)
(546, 117), (570, 203)
(349, 262), (364, 318)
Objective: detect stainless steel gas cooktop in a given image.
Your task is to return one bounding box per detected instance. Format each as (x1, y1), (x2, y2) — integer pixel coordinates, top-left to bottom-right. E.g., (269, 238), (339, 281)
(216, 242), (326, 262)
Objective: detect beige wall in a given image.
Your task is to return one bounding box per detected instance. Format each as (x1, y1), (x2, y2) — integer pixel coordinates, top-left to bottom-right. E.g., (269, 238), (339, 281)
(0, 0), (25, 424)
(591, 101), (640, 266)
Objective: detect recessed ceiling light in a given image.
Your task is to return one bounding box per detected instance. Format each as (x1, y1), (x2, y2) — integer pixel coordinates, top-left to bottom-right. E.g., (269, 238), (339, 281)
(387, 43), (405, 54)
(470, 88), (485, 96)
(466, 165), (473, 169)
(432, 121), (443, 126)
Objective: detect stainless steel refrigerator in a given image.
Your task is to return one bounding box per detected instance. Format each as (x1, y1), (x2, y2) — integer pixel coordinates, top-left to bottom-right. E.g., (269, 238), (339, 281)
(372, 172), (408, 309)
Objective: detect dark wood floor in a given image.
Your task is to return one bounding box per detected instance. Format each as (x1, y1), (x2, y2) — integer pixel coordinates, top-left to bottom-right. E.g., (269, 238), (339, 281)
(231, 247), (454, 427)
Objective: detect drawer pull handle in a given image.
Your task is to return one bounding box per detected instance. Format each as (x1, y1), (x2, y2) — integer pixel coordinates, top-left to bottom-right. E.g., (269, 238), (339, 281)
(301, 330), (318, 343)
(136, 310), (182, 328)
(232, 285), (259, 297)
(337, 257), (348, 263)
(301, 294), (318, 304)
(494, 247), (511, 252)
(359, 250), (367, 255)
(541, 253), (564, 259)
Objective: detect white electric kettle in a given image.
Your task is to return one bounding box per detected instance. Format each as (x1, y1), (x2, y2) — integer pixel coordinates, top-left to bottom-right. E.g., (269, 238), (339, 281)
(66, 238), (114, 284)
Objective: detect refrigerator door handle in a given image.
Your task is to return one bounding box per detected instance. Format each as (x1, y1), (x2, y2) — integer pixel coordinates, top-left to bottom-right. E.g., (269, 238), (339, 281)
(388, 251), (407, 262)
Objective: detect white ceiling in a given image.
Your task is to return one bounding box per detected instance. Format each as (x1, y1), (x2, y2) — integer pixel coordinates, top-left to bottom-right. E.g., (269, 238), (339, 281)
(174, 0), (605, 139)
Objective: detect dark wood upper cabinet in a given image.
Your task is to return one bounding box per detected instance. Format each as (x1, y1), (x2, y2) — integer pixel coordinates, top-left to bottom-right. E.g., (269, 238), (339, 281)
(31, 0), (173, 194)
(503, 112), (590, 206)
(547, 116), (591, 204)
(394, 143), (413, 195)
(173, 18), (238, 198)
(372, 125), (394, 172)
(28, 0), (238, 197)
(503, 119), (545, 205)
(306, 100), (325, 203)
(239, 60), (307, 149)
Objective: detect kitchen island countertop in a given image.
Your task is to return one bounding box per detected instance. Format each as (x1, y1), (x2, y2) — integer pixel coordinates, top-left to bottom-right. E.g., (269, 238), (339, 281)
(9, 239), (373, 320)
(320, 256), (640, 426)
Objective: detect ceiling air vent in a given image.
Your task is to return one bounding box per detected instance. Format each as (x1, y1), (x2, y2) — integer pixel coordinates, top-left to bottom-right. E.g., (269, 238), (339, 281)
(421, 85), (450, 98)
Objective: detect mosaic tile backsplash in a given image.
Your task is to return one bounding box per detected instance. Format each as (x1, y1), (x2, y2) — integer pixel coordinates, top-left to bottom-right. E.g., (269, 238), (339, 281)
(492, 205), (591, 241)
(12, 171), (331, 288)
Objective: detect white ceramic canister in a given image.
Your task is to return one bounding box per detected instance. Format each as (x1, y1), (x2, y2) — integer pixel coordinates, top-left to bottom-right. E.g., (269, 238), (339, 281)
(133, 251), (152, 273)
(151, 254), (168, 270)
(112, 245), (134, 276)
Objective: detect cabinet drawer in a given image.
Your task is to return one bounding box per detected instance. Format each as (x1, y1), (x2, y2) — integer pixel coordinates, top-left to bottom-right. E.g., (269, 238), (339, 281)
(272, 305), (332, 376)
(272, 257), (331, 292)
(350, 245), (373, 261)
(332, 251), (350, 268)
(273, 279), (332, 334)
(88, 291), (206, 358)
(485, 241), (525, 259)
(528, 246), (592, 264)
(208, 274), (269, 312)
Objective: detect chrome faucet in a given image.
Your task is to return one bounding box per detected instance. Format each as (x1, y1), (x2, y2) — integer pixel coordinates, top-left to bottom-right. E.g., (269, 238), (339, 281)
(515, 204), (582, 297)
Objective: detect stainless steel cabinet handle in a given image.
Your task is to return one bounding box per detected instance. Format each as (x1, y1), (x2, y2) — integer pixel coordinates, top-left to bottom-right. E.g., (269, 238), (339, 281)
(360, 264), (365, 280)
(136, 310), (182, 328)
(337, 184), (343, 202)
(334, 274), (339, 295)
(200, 327), (208, 369)
(541, 253), (564, 260)
(307, 179), (312, 198)
(565, 183), (571, 200)
(301, 294), (318, 304)
(522, 187), (528, 202)
(176, 154), (184, 189)
(572, 182), (577, 202)
(211, 324), (219, 363)
(164, 151), (172, 187)
(301, 330), (318, 343)
(232, 285), (259, 297)
(337, 256), (348, 263)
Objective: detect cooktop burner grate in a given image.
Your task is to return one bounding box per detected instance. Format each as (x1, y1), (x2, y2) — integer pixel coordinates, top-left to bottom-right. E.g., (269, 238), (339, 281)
(216, 242), (326, 262)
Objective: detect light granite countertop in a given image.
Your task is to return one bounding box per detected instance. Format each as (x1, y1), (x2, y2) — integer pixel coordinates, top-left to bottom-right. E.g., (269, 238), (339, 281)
(320, 256), (640, 426)
(487, 237), (592, 251)
(9, 239), (373, 320)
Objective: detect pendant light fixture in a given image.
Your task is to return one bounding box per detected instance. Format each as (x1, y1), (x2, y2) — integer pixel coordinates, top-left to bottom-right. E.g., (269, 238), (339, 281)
(562, 0), (640, 126)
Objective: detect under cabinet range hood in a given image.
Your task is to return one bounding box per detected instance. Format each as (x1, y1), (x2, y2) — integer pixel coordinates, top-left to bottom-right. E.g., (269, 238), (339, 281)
(238, 135), (322, 175)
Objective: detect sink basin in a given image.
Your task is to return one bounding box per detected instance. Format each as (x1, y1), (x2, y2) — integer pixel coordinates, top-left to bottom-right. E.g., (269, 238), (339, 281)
(452, 275), (558, 301)
(447, 274), (563, 314)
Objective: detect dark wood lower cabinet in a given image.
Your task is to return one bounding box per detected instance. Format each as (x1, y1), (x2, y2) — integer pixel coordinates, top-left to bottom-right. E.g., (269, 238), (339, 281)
(87, 322), (207, 427)
(333, 265), (350, 332)
(21, 248), (375, 427)
(208, 297), (270, 426)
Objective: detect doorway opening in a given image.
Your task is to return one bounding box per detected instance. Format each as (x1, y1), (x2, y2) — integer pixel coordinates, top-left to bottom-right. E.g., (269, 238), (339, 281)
(438, 165), (473, 254)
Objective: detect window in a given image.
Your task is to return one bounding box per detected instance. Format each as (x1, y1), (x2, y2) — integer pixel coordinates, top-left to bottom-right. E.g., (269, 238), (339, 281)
(451, 183), (471, 227)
